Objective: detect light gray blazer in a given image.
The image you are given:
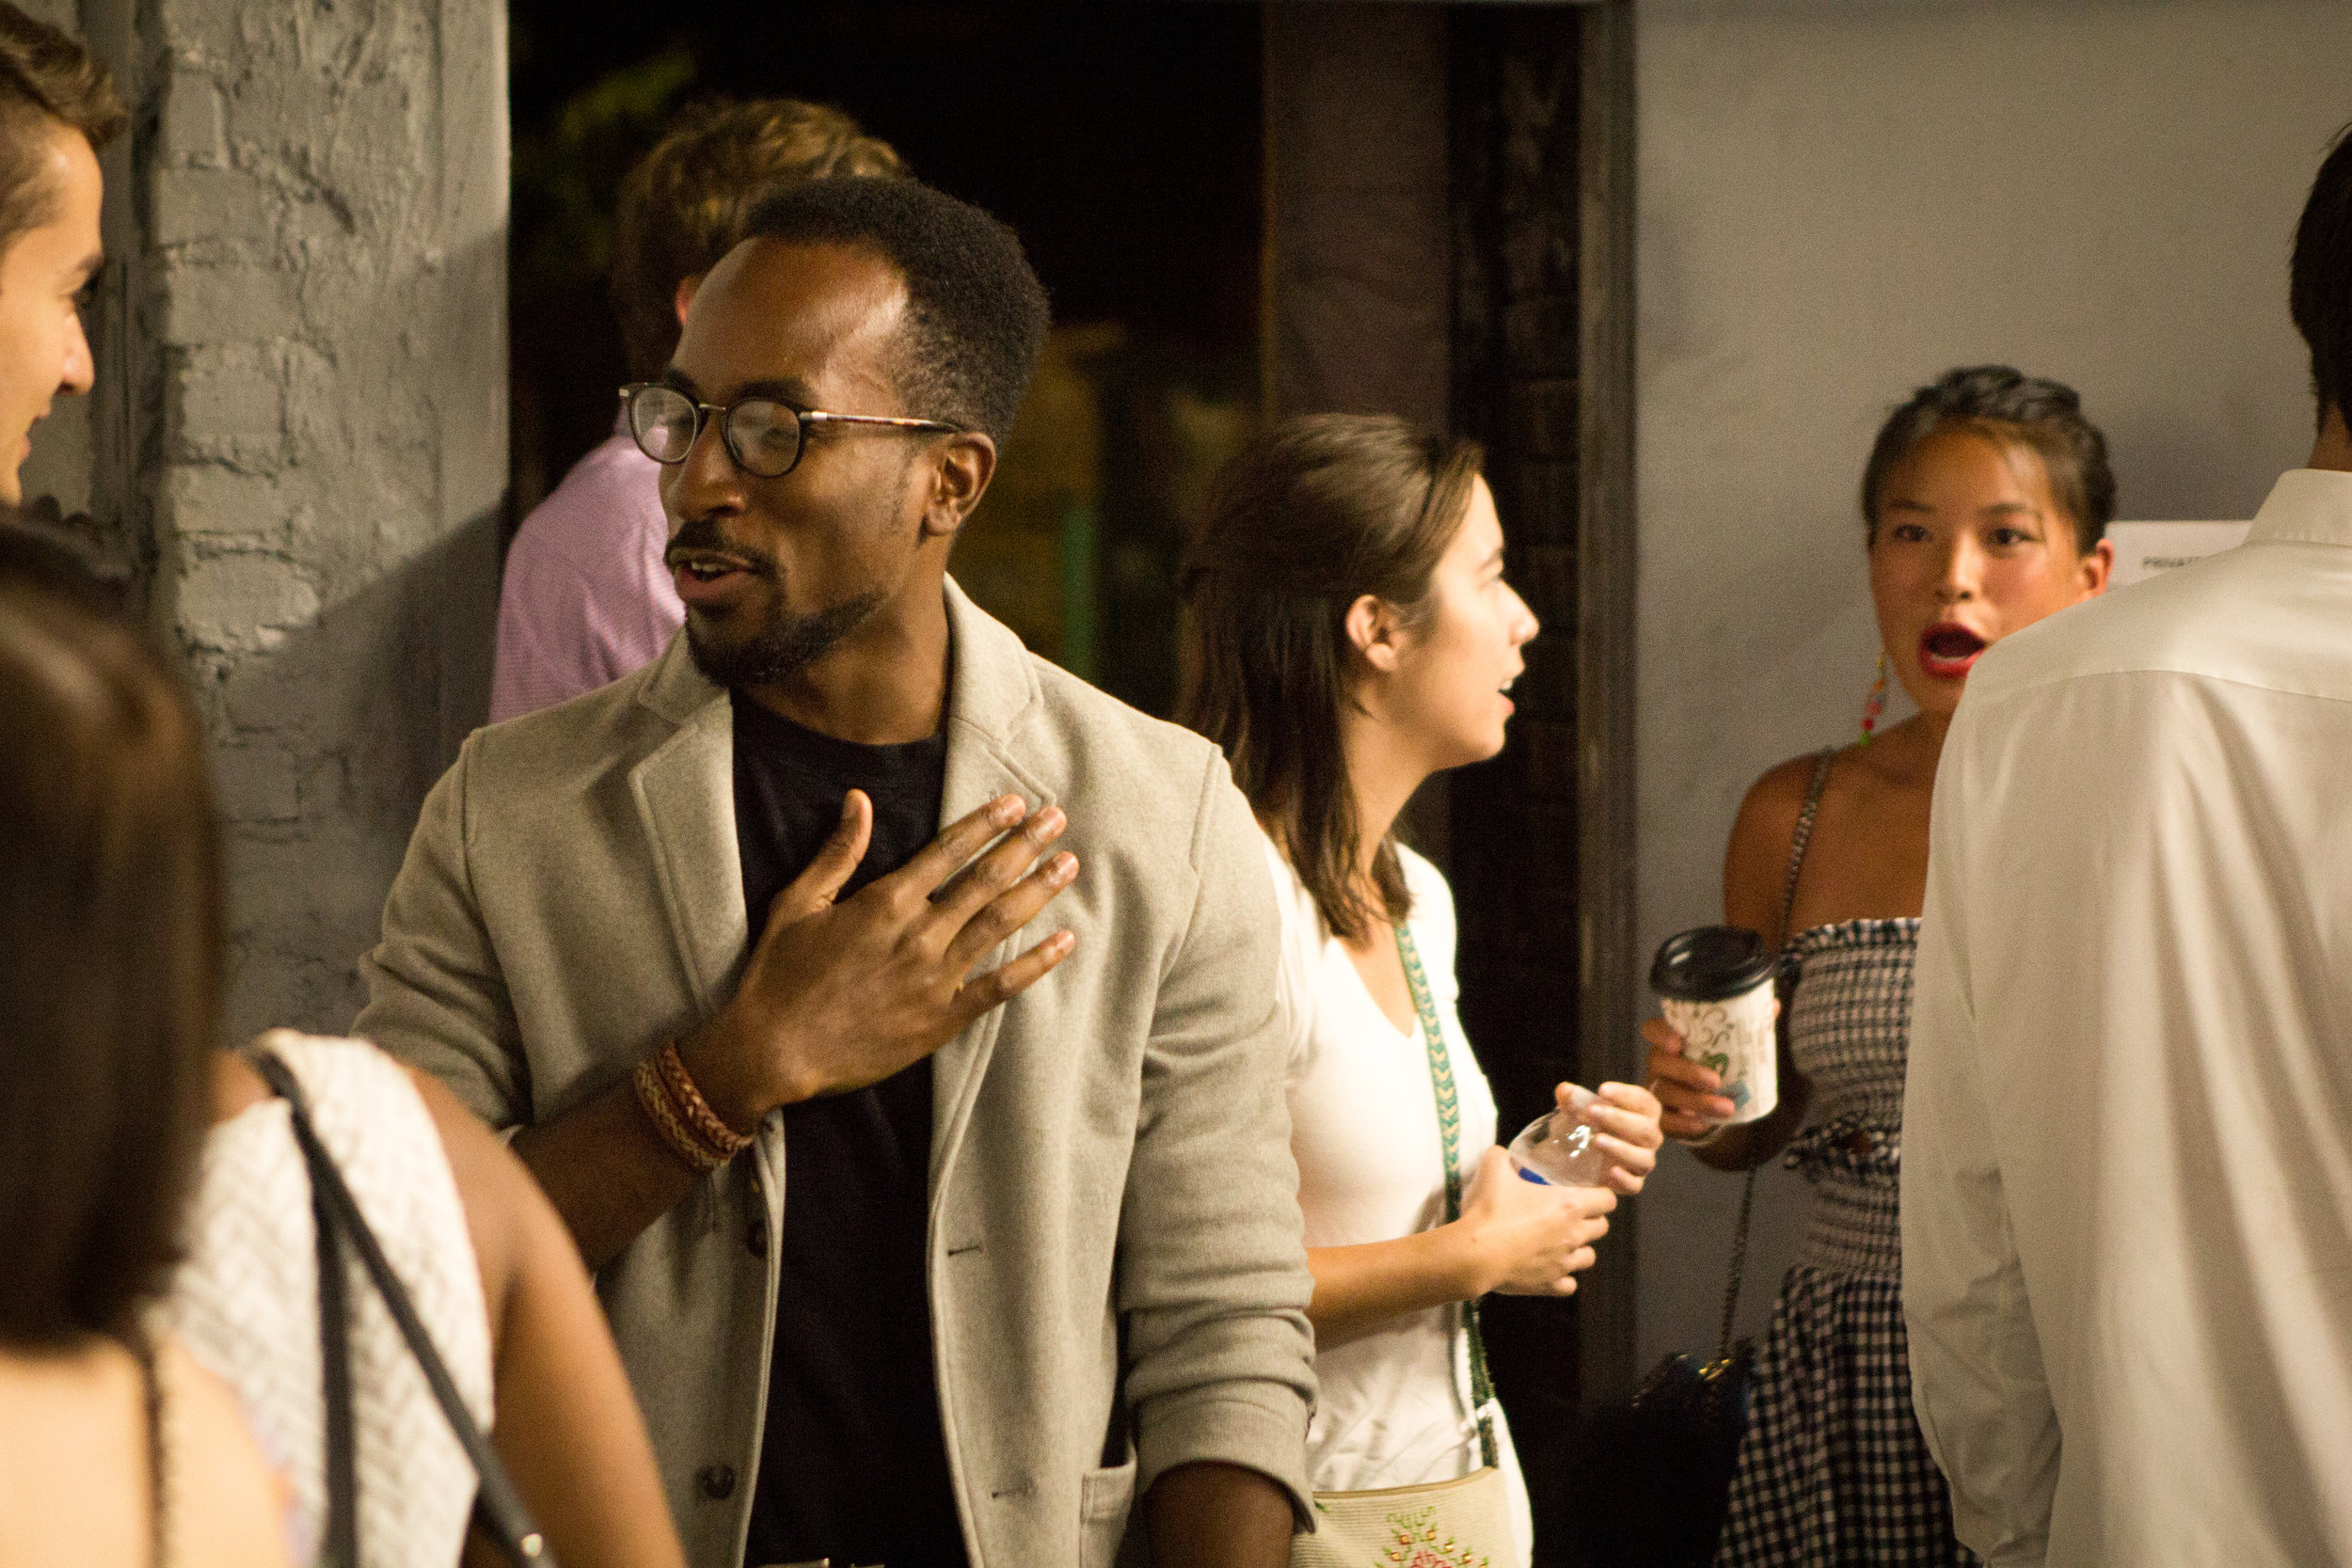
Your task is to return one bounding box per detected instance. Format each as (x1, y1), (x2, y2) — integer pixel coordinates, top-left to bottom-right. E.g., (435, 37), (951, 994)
(355, 579), (1316, 1568)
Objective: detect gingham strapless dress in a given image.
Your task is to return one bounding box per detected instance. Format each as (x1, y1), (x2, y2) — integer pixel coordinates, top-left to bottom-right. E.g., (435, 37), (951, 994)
(1714, 767), (1977, 1567)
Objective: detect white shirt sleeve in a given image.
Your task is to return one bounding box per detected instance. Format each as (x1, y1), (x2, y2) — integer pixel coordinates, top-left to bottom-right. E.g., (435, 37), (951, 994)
(1901, 702), (2059, 1568)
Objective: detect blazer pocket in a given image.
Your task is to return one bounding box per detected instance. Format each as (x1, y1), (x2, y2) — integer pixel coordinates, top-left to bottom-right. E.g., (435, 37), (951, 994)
(1079, 1458), (1138, 1568)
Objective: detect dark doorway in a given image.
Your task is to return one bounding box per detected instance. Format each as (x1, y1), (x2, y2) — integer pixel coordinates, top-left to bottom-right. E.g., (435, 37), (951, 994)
(508, 0), (1264, 717)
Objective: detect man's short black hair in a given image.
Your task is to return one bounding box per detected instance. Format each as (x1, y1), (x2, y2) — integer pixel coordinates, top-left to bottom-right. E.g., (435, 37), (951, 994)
(735, 176), (1049, 444)
(2291, 121), (2352, 430)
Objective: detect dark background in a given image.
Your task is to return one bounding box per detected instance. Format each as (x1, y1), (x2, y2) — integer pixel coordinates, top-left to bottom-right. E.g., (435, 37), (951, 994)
(511, 3), (1264, 719)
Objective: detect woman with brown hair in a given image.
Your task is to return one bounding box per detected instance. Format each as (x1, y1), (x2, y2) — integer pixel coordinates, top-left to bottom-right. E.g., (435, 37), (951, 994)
(0, 523), (690, 1568)
(0, 565), (292, 1566)
(1645, 366), (2114, 1566)
(1182, 414), (1664, 1566)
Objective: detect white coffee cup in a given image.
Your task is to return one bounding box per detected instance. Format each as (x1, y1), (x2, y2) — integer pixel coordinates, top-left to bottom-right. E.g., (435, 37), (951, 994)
(1651, 927), (1778, 1126)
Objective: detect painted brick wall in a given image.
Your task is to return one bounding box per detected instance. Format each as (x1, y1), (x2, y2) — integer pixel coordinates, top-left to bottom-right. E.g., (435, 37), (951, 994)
(55, 0), (508, 1042)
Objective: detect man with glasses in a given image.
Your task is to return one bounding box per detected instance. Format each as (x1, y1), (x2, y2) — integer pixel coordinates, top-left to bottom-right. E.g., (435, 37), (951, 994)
(360, 176), (1314, 1568)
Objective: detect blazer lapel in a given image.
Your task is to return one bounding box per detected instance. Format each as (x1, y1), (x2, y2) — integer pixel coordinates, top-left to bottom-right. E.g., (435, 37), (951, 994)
(930, 578), (1052, 1193)
(628, 650), (748, 1018)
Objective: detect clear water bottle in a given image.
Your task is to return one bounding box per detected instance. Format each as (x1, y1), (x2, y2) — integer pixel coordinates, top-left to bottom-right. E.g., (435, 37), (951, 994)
(1507, 1085), (1608, 1187)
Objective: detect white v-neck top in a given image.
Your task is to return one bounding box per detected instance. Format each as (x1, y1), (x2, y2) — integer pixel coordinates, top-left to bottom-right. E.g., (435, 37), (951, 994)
(1265, 836), (1533, 1565)
(1906, 468), (2352, 1567)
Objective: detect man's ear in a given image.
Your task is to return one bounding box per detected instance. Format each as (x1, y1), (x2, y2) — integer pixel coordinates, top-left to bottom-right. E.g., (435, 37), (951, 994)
(917, 433), (998, 542)
(2077, 537), (2115, 598)
(1344, 593), (1405, 674)
(673, 274), (703, 328)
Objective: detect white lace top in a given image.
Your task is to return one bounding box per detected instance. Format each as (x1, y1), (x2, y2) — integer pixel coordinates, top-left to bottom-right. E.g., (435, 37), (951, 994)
(168, 1032), (494, 1568)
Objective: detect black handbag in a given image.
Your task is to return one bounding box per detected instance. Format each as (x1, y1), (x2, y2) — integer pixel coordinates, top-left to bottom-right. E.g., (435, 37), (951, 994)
(1563, 1165), (1756, 1568)
(253, 1051), (555, 1568)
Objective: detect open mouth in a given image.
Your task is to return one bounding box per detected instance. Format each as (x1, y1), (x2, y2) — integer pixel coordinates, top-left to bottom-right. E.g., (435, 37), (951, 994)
(664, 547), (767, 608)
(1917, 623), (1988, 679)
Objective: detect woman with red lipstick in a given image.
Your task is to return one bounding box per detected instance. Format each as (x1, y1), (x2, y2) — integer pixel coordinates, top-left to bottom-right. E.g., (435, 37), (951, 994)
(1646, 366), (2114, 1568)
(1182, 415), (1665, 1567)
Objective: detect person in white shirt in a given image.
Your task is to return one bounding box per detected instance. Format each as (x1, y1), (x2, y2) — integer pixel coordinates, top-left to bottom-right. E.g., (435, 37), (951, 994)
(1902, 128), (2352, 1567)
(1179, 414), (1665, 1567)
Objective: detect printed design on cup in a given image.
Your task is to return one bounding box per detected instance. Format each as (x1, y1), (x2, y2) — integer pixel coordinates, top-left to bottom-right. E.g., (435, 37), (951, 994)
(1660, 987), (1778, 1128)
(1676, 1002), (1747, 1110)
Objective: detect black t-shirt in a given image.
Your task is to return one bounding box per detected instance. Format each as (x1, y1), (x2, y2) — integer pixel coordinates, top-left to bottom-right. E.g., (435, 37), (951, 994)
(731, 690), (968, 1568)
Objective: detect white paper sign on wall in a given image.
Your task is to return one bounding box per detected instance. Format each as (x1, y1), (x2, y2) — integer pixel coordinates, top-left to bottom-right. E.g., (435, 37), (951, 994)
(2105, 521), (2252, 592)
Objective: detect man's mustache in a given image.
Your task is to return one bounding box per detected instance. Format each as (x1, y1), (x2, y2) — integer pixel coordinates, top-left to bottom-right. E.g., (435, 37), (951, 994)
(663, 517), (778, 576)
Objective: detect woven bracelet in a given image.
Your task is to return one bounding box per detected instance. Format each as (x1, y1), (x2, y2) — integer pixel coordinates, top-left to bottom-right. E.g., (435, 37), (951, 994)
(632, 1049), (733, 1173)
(655, 1039), (753, 1159)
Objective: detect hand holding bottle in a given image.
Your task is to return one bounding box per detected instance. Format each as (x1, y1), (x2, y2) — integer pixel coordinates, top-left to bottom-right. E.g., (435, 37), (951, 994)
(1457, 1145), (1617, 1297)
(1508, 1081), (1665, 1195)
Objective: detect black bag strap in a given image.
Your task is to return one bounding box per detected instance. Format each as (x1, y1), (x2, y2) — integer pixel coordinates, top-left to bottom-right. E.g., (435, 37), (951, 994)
(1397, 923), (1501, 1470)
(253, 1050), (555, 1568)
(1713, 748), (1837, 1362)
(312, 1118), (358, 1568)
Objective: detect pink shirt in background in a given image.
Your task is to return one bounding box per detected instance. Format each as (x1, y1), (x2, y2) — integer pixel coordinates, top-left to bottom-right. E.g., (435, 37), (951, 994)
(488, 431), (682, 723)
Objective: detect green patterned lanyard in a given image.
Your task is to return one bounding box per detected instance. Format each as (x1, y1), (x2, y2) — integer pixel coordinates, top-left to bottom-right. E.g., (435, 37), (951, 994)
(1397, 924), (1502, 1471)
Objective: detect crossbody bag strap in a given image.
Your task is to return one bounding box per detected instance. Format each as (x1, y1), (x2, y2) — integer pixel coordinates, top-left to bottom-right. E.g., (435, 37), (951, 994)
(1396, 924), (1501, 1471)
(252, 1051), (555, 1567)
(1713, 748), (1840, 1361)
(1781, 749), (1836, 937)
(310, 1113), (358, 1568)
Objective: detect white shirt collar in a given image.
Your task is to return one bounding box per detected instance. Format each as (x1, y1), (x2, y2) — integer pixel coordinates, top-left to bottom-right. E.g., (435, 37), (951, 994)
(2246, 467), (2352, 547)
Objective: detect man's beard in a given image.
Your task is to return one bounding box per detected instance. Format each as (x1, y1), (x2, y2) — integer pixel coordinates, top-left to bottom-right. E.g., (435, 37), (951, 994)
(683, 588), (886, 690)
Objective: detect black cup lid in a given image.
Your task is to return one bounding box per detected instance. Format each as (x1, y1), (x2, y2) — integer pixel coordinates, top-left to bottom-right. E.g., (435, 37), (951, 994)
(1649, 925), (1773, 1001)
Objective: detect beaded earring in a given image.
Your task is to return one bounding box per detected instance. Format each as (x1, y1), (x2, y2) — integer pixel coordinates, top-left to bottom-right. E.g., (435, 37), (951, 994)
(1857, 648), (1890, 745)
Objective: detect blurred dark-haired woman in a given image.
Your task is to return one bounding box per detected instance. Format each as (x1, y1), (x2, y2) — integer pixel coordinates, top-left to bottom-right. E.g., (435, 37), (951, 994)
(1182, 413), (1664, 1565)
(1645, 367), (2114, 1566)
(0, 576), (292, 1566)
(0, 530), (691, 1568)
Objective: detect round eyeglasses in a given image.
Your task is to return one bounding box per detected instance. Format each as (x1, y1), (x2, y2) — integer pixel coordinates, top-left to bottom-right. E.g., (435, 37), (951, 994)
(618, 383), (963, 480)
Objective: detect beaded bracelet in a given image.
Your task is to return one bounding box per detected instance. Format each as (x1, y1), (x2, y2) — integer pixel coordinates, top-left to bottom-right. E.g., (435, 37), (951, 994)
(632, 1042), (750, 1173)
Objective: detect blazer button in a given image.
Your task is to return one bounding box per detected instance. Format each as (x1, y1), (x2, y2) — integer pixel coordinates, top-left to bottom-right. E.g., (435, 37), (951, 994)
(697, 1464), (737, 1500)
(746, 1216), (769, 1259)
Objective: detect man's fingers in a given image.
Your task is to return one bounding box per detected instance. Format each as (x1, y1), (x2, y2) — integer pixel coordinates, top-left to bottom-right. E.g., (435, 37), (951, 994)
(883, 794), (1030, 902)
(943, 851), (1078, 973)
(930, 807), (1067, 928)
(768, 790), (873, 926)
(949, 927), (1077, 1030)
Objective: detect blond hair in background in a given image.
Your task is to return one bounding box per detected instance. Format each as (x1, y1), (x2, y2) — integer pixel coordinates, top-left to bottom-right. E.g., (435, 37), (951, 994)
(610, 98), (903, 379)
